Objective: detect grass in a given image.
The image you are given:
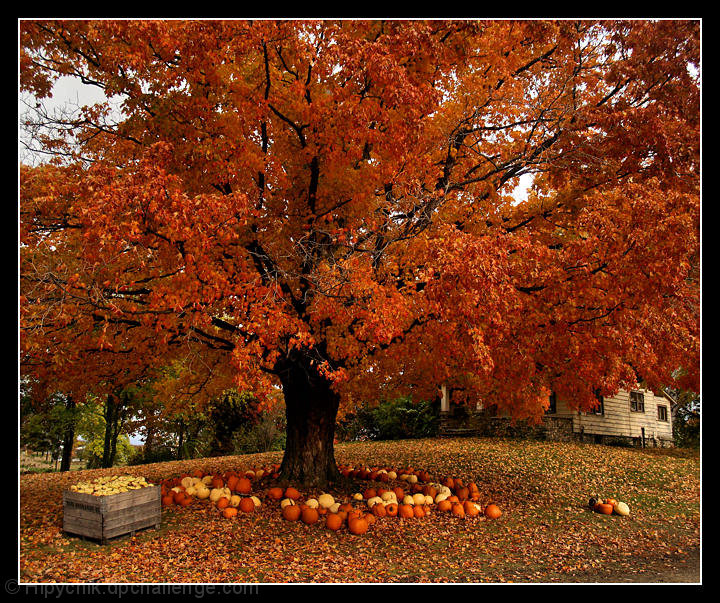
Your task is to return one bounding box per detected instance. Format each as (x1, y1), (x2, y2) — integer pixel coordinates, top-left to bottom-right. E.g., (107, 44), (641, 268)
(19, 437), (700, 583)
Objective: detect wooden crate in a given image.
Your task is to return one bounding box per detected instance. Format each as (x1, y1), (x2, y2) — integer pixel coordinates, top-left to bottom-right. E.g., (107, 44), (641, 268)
(63, 485), (161, 544)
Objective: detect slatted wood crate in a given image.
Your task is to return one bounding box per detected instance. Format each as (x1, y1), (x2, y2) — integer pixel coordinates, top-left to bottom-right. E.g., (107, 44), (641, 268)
(63, 485), (161, 544)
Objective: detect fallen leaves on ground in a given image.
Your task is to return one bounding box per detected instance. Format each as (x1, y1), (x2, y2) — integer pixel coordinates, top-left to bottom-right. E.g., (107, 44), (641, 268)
(19, 438), (699, 583)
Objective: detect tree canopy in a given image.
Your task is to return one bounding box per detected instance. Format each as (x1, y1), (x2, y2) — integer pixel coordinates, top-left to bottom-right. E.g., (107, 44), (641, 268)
(20, 20), (700, 483)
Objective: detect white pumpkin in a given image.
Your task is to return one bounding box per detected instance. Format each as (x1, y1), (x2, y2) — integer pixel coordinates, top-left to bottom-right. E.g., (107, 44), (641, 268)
(255, 469), (265, 479)
(614, 501), (630, 517)
(318, 493), (335, 509)
(412, 493), (426, 506)
(329, 502), (340, 513)
(280, 498), (296, 509)
(196, 486), (210, 500)
(399, 474), (409, 481)
(381, 491), (397, 502)
(367, 496), (383, 509)
(403, 495), (415, 505)
(250, 496), (261, 508)
(424, 495), (434, 505)
(435, 492), (449, 503)
(407, 475), (418, 484)
(352, 493), (364, 501)
(387, 471), (397, 480)
(201, 475), (213, 486)
(209, 488), (224, 503)
(230, 495), (241, 507)
(180, 477), (194, 489)
(305, 498), (319, 509)
(185, 486), (197, 497)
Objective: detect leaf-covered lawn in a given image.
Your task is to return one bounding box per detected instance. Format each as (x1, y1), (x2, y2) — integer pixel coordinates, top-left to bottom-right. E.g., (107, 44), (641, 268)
(19, 438), (699, 583)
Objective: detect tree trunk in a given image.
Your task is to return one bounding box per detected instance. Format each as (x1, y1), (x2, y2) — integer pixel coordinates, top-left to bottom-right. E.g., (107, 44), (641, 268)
(59, 395), (76, 472)
(277, 354), (341, 487)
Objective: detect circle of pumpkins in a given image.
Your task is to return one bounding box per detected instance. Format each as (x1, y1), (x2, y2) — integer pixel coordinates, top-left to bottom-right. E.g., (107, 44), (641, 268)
(159, 463), (502, 536)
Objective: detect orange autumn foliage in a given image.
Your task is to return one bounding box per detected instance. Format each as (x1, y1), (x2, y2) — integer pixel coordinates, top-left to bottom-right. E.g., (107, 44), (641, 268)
(20, 20), (699, 485)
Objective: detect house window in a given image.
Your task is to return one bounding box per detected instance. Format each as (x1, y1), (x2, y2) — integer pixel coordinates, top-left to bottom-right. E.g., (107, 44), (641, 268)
(630, 391), (645, 413)
(657, 405), (668, 422)
(592, 389), (605, 415)
(546, 392), (557, 414)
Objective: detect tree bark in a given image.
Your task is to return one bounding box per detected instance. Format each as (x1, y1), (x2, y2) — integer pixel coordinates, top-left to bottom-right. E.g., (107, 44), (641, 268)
(277, 353), (342, 487)
(59, 395), (76, 472)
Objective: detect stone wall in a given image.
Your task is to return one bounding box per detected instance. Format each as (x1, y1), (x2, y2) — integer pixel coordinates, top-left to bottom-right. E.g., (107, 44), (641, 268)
(439, 409), (574, 442)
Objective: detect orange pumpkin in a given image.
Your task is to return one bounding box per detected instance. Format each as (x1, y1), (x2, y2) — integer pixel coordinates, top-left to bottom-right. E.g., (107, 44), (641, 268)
(393, 487), (405, 500)
(282, 504), (301, 521)
(216, 497), (230, 510)
(448, 495), (460, 503)
(437, 499), (452, 512)
(301, 507), (319, 525)
(348, 516), (369, 535)
(179, 497), (192, 507)
(326, 513), (343, 531)
(605, 498), (617, 507)
(451, 503), (465, 518)
(239, 497), (255, 513)
(365, 512), (376, 525)
(364, 488), (377, 500)
(284, 487), (301, 500)
(371, 503), (387, 518)
(484, 503), (502, 519)
(227, 476), (239, 491)
(339, 503), (354, 513)
(398, 504), (414, 519)
(161, 494), (175, 507)
(236, 478), (252, 494)
(385, 503), (399, 517)
(596, 503), (613, 515)
(222, 507), (238, 519)
(456, 487), (470, 501)
(211, 477), (224, 490)
(413, 505), (425, 518)
(464, 501), (480, 517)
(268, 487), (283, 500)
(172, 491), (186, 505)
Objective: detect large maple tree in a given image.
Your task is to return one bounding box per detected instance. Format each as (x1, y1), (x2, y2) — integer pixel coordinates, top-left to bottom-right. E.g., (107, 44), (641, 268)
(20, 20), (699, 485)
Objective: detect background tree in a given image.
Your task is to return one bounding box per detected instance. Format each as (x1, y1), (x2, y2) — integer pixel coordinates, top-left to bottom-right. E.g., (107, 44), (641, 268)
(20, 20), (700, 485)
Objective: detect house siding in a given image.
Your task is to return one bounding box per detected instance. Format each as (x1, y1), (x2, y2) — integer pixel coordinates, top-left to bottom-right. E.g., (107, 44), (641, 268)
(439, 389), (674, 446)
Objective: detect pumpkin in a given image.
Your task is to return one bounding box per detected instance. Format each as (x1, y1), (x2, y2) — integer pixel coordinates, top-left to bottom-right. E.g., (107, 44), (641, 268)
(364, 488), (377, 500)
(456, 487), (470, 501)
(185, 486), (197, 497)
(280, 498), (296, 509)
(402, 495), (415, 506)
(413, 505), (425, 519)
(365, 512), (377, 525)
(367, 496), (383, 509)
(230, 495), (241, 508)
(216, 497), (230, 510)
(382, 491), (398, 502)
(179, 497), (192, 507)
(326, 513), (343, 531)
(180, 477), (194, 489)
(484, 504), (502, 519)
(301, 507), (319, 525)
(423, 495), (434, 505)
(268, 487), (284, 500)
(201, 475), (213, 486)
(387, 471), (397, 480)
(211, 477), (224, 490)
(222, 507), (238, 519)
(596, 503), (613, 515)
(227, 476), (239, 491)
(385, 503), (399, 517)
(451, 503), (465, 518)
(407, 475), (418, 484)
(196, 486), (210, 500)
(284, 487), (301, 500)
(372, 502), (387, 517)
(161, 494), (175, 507)
(352, 493), (364, 501)
(305, 498), (319, 509)
(435, 492), (449, 504)
(318, 494), (335, 509)
(437, 500), (452, 513)
(329, 502), (341, 513)
(339, 503), (354, 513)
(392, 487), (405, 500)
(250, 496), (262, 508)
(605, 498), (617, 506)
(613, 501), (630, 517)
(464, 500), (480, 517)
(173, 491), (186, 505)
(348, 516), (369, 535)
(192, 469), (204, 478)
(448, 495), (460, 503)
(239, 497), (255, 513)
(398, 504), (414, 519)
(282, 504), (302, 521)
(236, 478), (252, 494)
(412, 493), (426, 506)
